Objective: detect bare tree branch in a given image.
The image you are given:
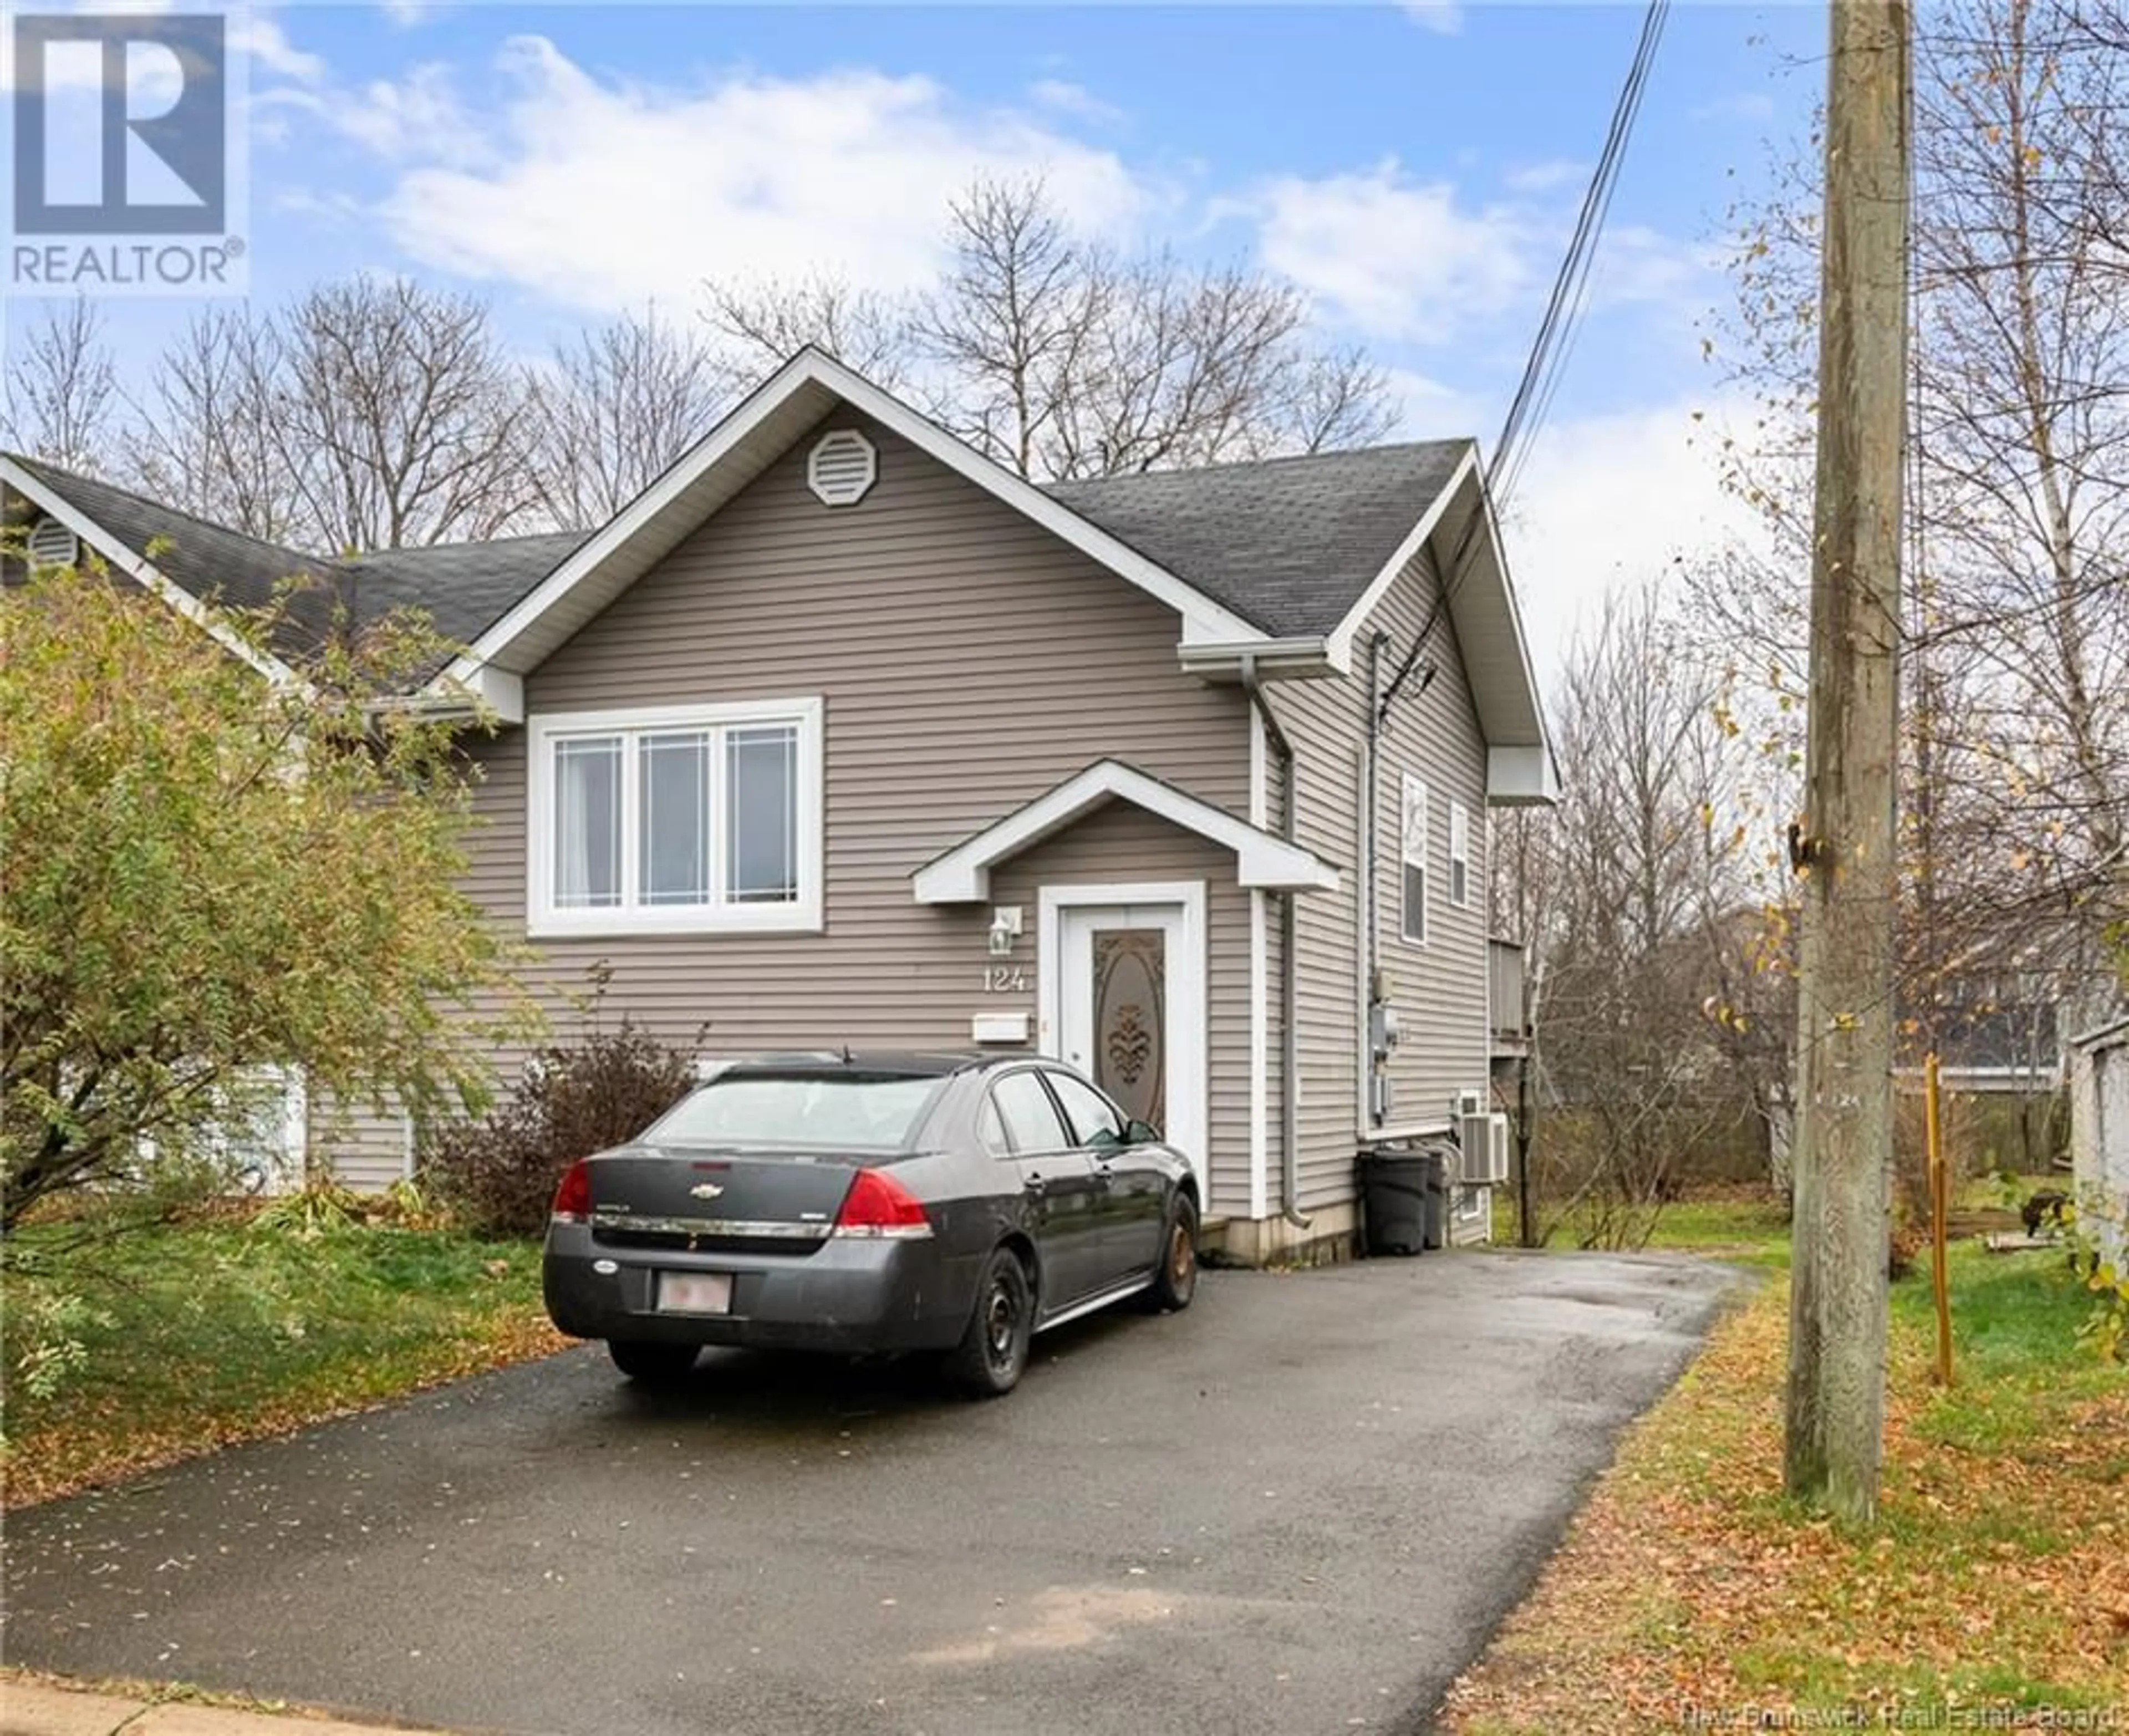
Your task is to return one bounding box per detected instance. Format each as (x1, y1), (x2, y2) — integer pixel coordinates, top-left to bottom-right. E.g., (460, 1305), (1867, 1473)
(4, 300), (118, 473)
(702, 272), (914, 390)
(1703, 0), (2129, 1048)
(526, 304), (731, 528)
(124, 307), (297, 542)
(699, 174), (1399, 481)
(273, 277), (539, 551)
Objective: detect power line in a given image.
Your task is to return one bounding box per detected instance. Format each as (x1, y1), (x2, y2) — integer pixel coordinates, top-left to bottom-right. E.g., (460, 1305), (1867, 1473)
(1379, 0), (1670, 722)
(1492, 0), (1670, 507)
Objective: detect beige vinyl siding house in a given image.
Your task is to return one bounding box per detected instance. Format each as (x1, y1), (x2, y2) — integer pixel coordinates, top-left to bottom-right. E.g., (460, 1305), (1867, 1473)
(4, 347), (1555, 1263)
(455, 413), (1260, 1219)
(306, 1093), (414, 1193)
(1267, 533), (1495, 1244)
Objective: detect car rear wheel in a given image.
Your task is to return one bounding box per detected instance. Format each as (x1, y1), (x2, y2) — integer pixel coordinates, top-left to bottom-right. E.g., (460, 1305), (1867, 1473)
(1143, 1193), (1199, 1313)
(947, 1246), (1033, 1398)
(608, 1338), (699, 1384)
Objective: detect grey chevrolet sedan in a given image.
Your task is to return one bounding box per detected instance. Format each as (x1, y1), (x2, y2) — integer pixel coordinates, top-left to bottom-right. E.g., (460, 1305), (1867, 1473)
(542, 1052), (1200, 1396)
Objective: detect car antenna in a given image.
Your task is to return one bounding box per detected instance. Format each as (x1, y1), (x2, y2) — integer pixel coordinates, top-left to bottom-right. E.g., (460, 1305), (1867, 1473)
(841, 1043), (853, 1065)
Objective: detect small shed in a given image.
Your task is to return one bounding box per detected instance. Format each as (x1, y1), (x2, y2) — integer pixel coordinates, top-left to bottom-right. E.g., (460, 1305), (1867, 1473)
(2068, 1016), (2129, 1267)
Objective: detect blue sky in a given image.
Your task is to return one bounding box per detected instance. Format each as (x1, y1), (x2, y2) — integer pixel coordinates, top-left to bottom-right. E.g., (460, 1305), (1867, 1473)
(6, 1), (1824, 663)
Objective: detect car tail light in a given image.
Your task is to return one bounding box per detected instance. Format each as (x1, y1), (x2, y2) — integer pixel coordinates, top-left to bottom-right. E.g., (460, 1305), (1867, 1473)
(551, 1159), (592, 1225)
(832, 1167), (933, 1240)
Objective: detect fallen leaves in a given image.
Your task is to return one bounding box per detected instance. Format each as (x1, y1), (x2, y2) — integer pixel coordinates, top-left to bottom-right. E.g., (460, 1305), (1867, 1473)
(1438, 1258), (2129, 1733)
(4, 1309), (571, 1510)
(2, 1224), (569, 1510)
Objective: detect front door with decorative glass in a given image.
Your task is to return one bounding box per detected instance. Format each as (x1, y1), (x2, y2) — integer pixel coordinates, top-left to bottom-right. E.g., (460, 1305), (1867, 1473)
(1049, 891), (1208, 1206)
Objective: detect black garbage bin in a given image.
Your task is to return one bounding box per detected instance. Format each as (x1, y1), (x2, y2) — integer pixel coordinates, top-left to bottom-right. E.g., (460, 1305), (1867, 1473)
(1418, 1144), (1450, 1250)
(1358, 1148), (1430, 1256)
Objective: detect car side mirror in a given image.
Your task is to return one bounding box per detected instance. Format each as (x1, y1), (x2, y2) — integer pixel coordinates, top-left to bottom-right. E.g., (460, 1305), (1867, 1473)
(1123, 1117), (1162, 1145)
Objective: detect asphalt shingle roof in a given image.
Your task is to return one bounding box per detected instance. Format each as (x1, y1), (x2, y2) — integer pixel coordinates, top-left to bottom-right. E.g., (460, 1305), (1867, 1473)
(7, 456), (346, 656)
(4, 456), (590, 667)
(339, 533), (591, 650)
(1045, 440), (1471, 638)
(9, 434), (1471, 674)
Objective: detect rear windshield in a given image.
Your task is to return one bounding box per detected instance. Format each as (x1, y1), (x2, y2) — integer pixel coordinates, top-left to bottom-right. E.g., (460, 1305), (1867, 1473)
(645, 1072), (946, 1152)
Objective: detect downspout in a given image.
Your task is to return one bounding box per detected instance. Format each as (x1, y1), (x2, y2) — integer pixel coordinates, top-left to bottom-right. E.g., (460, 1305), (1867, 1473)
(1364, 633), (1388, 1122)
(1240, 655), (1311, 1231)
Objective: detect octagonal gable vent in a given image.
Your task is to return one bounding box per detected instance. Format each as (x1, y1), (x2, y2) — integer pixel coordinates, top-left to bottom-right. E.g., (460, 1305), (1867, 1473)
(807, 428), (878, 507)
(27, 516), (79, 569)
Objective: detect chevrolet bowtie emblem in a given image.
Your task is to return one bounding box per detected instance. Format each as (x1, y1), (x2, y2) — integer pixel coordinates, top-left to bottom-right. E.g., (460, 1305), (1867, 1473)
(689, 1182), (725, 1200)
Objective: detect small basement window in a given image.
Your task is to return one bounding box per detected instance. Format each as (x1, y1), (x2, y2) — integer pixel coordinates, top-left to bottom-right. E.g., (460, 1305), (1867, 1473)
(807, 429), (878, 507)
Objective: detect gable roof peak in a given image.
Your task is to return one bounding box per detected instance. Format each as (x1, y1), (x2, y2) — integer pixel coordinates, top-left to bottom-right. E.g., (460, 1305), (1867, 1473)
(7, 450), (322, 567)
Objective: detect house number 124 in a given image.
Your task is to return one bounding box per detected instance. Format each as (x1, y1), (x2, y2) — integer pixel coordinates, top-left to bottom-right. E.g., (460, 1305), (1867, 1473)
(984, 965), (1028, 992)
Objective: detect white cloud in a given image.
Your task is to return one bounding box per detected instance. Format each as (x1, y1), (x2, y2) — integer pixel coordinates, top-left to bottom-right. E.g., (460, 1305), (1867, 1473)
(1382, 366), (1491, 440)
(231, 16), (325, 84)
(1587, 222), (1718, 307)
(329, 38), (1150, 312)
(0, 6), (177, 97)
(381, 0), (433, 24)
(1503, 158), (1586, 195)
(1404, 3), (1465, 35)
(284, 61), (492, 166)
(1247, 160), (1530, 344)
(1495, 395), (1773, 684)
(50, 0), (177, 14)
(1690, 90), (1777, 125)
(1242, 154), (1714, 356)
(1027, 78), (1122, 126)
(4, 5), (322, 93)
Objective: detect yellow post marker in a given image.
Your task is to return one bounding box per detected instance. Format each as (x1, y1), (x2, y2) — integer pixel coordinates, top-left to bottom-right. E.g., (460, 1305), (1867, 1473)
(1926, 1051), (1952, 1387)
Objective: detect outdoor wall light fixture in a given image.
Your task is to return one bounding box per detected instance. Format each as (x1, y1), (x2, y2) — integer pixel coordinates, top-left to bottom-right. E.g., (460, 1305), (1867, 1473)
(988, 905), (1024, 958)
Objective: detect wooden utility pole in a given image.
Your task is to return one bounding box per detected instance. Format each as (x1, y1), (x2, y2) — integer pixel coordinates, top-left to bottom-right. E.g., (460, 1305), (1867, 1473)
(1782, 0), (1912, 1526)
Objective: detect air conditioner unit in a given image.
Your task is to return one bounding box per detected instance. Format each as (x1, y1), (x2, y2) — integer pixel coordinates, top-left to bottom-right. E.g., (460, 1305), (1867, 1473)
(1457, 1111), (1510, 1187)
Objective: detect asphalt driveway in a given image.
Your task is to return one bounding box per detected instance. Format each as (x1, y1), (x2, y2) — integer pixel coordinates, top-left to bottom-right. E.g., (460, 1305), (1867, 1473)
(2, 1251), (1736, 1736)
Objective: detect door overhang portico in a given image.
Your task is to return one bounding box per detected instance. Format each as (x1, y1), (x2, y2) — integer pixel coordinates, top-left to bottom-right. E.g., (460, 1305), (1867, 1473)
(912, 760), (1337, 1222)
(910, 759), (1339, 905)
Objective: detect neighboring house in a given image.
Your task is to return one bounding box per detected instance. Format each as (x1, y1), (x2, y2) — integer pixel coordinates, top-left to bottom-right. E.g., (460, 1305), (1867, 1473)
(1892, 937), (2122, 1178)
(1896, 922), (2126, 1098)
(2, 348), (1555, 1262)
(2069, 1016), (2129, 1267)
(1898, 970), (2070, 1097)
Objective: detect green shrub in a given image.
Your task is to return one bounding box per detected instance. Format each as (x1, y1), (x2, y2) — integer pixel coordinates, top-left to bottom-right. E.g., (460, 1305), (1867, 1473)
(421, 1021), (697, 1237)
(2062, 1193), (2128, 1362)
(8, 1285), (111, 1403)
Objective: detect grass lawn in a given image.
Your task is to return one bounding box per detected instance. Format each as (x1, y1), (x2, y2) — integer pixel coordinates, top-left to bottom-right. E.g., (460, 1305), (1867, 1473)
(1442, 1231), (2129, 1731)
(2, 1210), (564, 1508)
(1491, 1187), (1795, 1266)
(1641, 1194), (1794, 1265)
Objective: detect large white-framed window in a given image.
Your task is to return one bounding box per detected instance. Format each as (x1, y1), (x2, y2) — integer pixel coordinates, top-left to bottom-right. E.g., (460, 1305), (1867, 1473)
(527, 698), (823, 937)
(1400, 773), (1429, 945)
(1449, 799), (1471, 909)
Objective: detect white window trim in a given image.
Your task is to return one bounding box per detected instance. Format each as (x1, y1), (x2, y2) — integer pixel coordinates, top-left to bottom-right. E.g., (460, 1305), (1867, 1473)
(1400, 773), (1429, 947)
(1449, 798), (1472, 910)
(526, 698), (824, 938)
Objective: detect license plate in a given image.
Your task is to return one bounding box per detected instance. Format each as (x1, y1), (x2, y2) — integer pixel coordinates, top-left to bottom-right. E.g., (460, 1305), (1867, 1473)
(656, 1271), (733, 1315)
